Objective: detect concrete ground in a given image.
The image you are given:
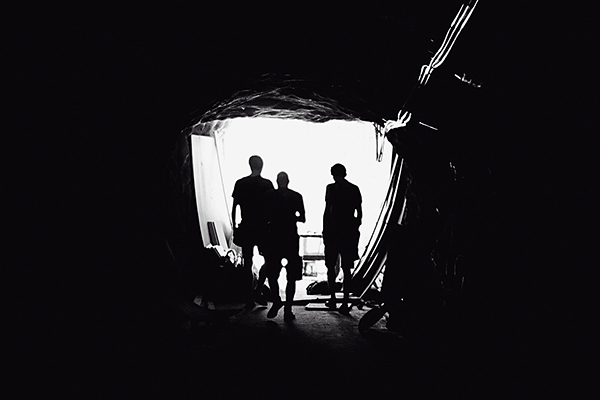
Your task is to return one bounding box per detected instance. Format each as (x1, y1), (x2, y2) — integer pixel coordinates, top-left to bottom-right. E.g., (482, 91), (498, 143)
(147, 288), (510, 398)
(172, 306), (541, 400)
(20, 275), (539, 398)
(20, 284), (545, 399)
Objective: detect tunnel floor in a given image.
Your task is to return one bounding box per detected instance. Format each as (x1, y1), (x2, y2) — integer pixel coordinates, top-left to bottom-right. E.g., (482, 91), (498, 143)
(163, 304), (454, 397)
(30, 284), (544, 398)
(139, 293), (521, 398)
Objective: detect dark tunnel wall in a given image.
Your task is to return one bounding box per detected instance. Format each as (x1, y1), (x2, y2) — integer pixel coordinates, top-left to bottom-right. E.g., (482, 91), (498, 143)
(9, 1), (596, 396)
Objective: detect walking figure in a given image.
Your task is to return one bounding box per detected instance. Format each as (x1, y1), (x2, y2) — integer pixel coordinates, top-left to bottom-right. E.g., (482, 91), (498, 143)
(264, 172), (305, 322)
(231, 155), (274, 309)
(323, 163), (362, 315)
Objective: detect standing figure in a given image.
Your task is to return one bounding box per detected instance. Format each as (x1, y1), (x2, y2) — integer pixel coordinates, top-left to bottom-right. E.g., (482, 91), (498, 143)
(323, 163), (362, 315)
(232, 155), (274, 309)
(264, 172), (305, 322)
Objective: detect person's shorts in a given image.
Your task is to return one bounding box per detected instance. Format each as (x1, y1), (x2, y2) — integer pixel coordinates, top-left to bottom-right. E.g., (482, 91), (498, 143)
(285, 254), (303, 281)
(237, 223), (269, 254)
(263, 237), (303, 281)
(324, 229), (360, 268)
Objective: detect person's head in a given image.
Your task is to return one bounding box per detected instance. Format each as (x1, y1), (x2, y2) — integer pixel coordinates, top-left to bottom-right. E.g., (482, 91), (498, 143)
(330, 163), (347, 181)
(249, 155), (263, 174)
(276, 171), (289, 189)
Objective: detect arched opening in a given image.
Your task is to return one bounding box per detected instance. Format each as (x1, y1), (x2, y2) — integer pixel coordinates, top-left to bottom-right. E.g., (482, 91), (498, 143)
(158, 0), (486, 326)
(161, 65), (470, 316)
(189, 116), (396, 301)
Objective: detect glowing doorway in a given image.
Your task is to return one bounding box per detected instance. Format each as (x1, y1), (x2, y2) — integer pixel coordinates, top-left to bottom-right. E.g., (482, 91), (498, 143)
(223, 118), (390, 246)
(191, 117), (395, 296)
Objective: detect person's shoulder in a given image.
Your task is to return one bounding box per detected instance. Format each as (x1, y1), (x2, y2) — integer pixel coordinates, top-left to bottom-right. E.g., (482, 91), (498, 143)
(341, 180), (360, 197)
(233, 176), (248, 193)
(348, 180), (360, 191)
(325, 183), (335, 197)
(259, 176), (274, 186)
(351, 182), (361, 198)
(236, 175), (251, 184)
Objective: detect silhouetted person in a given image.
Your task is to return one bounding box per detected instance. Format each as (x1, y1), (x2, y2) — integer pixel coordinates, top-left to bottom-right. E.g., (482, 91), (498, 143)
(232, 155), (274, 309)
(263, 172), (305, 322)
(323, 163), (362, 315)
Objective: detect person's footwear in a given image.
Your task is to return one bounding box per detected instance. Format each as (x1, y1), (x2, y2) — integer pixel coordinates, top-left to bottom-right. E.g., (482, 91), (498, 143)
(284, 310), (296, 322)
(254, 291), (268, 306)
(325, 300), (337, 309)
(338, 303), (351, 315)
(267, 300), (284, 318)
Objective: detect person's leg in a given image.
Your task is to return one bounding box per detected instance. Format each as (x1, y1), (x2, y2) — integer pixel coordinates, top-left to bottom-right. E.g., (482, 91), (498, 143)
(325, 247), (339, 308)
(255, 233), (272, 304)
(338, 254), (354, 314)
(284, 278), (296, 322)
(283, 252), (302, 320)
(242, 244), (254, 270)
(267, 255), (284, 318)
(285, 279), (296, 309)
(267, 265), (281, 304)
(253, 233), (273, 306)
(242, 244), (256, 308)
(254, 262), (268, 305)
(326, 263), (337, 308)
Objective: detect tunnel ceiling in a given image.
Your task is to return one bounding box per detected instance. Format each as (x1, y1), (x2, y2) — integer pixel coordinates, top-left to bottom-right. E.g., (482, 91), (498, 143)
(18, 1), (508, 143)
(186, 1), (494, 127)
(197, 75), (389, 124)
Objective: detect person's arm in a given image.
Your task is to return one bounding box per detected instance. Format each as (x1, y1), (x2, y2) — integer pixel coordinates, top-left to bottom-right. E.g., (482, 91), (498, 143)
(356, 187), (362, 227)
(232, 181), (241, 228)
(297, 194), (306, 223)
(232, 199), (239, 229)
(322, 186), (331, 241)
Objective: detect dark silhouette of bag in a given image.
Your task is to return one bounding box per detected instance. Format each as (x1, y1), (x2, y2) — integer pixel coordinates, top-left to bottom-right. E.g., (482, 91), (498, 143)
(306, 280), (342, 295)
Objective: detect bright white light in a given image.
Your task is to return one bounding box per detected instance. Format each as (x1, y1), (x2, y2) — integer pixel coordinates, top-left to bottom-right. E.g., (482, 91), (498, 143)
(218, 117), (392, 255)
(252, 249), (265, 276)
(281, 258), (288, 267)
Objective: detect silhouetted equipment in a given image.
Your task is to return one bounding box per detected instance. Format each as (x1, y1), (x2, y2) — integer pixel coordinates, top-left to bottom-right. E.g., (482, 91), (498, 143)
(350, 153), (406, 298)
(207, 221), (219, 246)
(306, 280), (342, 296)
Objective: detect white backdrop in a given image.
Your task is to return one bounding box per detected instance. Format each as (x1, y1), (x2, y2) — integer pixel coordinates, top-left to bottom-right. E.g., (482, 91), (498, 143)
(217, 117), (393, 255)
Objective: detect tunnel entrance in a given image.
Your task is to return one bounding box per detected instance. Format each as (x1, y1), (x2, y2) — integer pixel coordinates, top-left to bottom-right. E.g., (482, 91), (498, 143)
(189, 116), (402, 299)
